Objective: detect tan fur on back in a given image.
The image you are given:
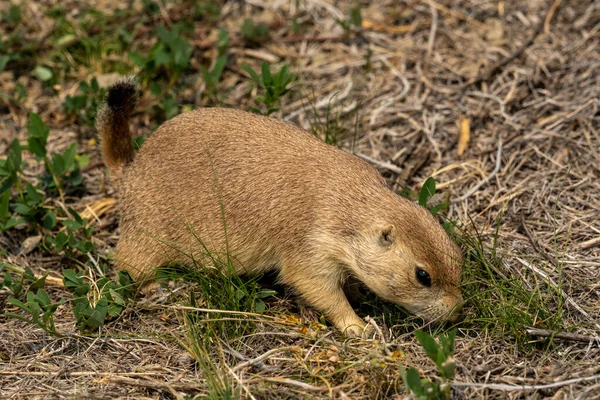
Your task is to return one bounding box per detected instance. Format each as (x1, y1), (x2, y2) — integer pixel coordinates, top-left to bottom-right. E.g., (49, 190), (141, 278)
(98, 83), (464, 336)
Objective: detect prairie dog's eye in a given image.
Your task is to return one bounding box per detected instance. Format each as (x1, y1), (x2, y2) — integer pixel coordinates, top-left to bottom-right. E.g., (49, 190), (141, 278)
(416, 267), (431, 287)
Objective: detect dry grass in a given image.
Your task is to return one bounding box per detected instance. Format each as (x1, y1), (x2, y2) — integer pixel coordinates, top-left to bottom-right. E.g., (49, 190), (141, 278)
(1, 0), (599, 398)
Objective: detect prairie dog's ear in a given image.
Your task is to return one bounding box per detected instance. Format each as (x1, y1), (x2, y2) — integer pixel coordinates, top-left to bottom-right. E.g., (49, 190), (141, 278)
(378, 225), (395, 247)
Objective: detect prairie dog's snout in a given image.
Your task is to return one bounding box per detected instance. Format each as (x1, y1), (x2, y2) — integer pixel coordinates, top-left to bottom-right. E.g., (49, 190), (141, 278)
(97, 78), (464, 336)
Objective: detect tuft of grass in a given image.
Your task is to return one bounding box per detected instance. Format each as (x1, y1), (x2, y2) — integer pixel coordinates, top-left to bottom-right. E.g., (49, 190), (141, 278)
(242, 61), (296, 115)
(153, 233), (277, 399)
(304, 93), (362, 148)
(129, 22), (194, 84)
(240, 18), (270, 47)
(455, 220), (567, 350)
(63, 78), (107, 127)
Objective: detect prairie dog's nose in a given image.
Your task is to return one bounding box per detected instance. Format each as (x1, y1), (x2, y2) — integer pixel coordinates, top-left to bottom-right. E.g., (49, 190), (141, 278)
(446, 295), (464, 322)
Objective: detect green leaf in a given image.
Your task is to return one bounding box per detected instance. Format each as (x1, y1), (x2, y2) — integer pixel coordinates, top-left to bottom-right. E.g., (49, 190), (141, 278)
(107, 301), (123, 318)
(63, 269), (83, 285)
(3, 217), (25, 230)
(0, 55), (9, 73)
(212, 55), (227, 81)
(33, 66), (53, 82)
(76, 154), (90, 168)
(29, 275), (47, 291)
(62, 143), (77, 172)
(404, 367), (422, 394)
(42, 211), (56, 229)
(257, 288), (277, 298)
(418, 177), (436, 207)
(349, 2), (362, 28)
(13, 203), (31, 215)
(242, 64), (260, 83)
(6, 297), (29, 312)
(25, 183), (42, 205)
(6, 139), (22, 175)
(36, 289), (52, 306)
(0, 190), (11, 219)
(109, 289), (126, 306)
(51, 153), (65, 176)
(67, 207), (84, 224)
(429, 203), (447, 215)
(414, 330), (439, 362)
(128, 51), (147, 68)
(86, 298), (108, 328)
(27, 113), (50, 139)
(254, 298), (265, 313)
(3, 312), (34, 324)
(27, 138), (46, 158)
(261, 61), (272, 86)
(440, 357), (456, 379)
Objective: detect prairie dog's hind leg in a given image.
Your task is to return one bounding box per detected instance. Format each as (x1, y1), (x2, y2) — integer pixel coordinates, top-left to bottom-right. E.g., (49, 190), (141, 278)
(115, 238), (170, 292)
(279, 256), (367, 337)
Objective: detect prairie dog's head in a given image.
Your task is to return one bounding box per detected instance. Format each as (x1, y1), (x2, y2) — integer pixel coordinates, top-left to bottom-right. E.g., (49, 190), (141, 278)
(351, 202), (463, 323)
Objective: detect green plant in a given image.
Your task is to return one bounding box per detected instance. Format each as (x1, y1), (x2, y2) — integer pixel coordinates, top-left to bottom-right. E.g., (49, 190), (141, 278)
(242, 61), (296, 115)
(397, 177), (453, 232)
(336, 0), (362, 35)
(306, 97), (360, 148)
(216, 28), (230, 56)
(418, 177), (447, 216)
(3, 268), (135, 335)
(0, 262), (42, 298)
(43, 208), (95, 258)
(192, 0), (221, 24)
(129, 23), (193, 82)
(26, 113), (88, 200)
(201, 55), (227, 102)
(241, 18), (270, 47)
(157, 260), (276, 338)
(1, 4), (22, 25)
(6, 289), (61, 335)
(63, 78), (107, 127)
(457, 221), (566, 349)
(63, 269), (135, 333)
(400, 329), (456, 400)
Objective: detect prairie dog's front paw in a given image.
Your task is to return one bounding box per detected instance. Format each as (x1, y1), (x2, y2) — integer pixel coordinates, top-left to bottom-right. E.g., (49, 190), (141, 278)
(338, 318), (375, 338)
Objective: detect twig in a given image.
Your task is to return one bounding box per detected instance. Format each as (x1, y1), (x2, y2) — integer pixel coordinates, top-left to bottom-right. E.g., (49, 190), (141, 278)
(355, 153), (403, 175)
(304, 331), (333, 361)
(364, 316), (386, 343)
(520, 217), (558, 267)
(526, 328), (600, 345)
(425, 3), (438, 72)
(580, 236), (600, 250)
(451, 141), (502, 203)
(221, 339), (274, 372)
(162, 304), (281, 320)
(1, 263), (65, 288)
(0, 371), (165, 377)
(421, 0), (487, 30)
(100, 376), (203, 392)
(232, 346), (299, 372)
(226, 364), (257, 400)
(278, 32), (360, 43)
(258, 377), (334, 392)
(544, 0), (563, 35)
(516, 257), (600, 331)
(459, 2), (558, 90)
(453, 374), (600, 391)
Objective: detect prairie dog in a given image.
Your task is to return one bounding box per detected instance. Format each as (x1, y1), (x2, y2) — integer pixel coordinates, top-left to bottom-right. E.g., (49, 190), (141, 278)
(97, 79), (463, 336)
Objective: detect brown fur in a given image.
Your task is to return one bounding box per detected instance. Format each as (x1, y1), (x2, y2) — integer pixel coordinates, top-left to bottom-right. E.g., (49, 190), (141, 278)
(97, 79), (464, 336)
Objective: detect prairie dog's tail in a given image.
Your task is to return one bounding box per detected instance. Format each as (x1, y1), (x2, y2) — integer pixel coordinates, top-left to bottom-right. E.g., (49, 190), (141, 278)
(96, 78), (139, 176)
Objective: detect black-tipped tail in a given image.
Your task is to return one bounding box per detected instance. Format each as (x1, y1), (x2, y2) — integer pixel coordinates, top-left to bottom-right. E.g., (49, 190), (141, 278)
(96, 77), (139, 176)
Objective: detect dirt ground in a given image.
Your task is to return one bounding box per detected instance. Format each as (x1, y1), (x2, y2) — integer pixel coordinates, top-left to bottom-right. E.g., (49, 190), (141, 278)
(1, 0), (599, 399)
